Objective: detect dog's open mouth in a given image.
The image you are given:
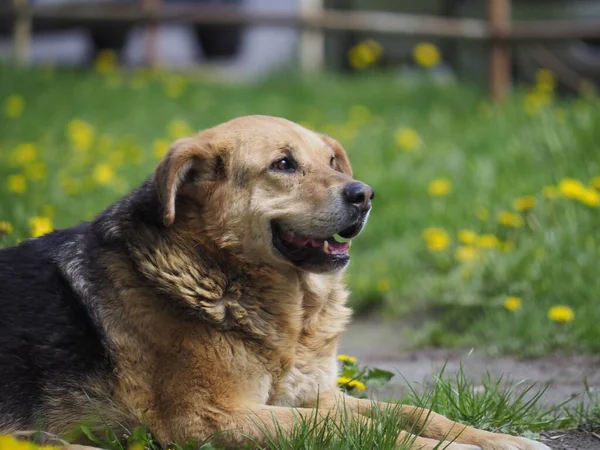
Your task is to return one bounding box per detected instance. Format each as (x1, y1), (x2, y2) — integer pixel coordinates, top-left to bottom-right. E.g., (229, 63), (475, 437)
(271, 221), (363, 270)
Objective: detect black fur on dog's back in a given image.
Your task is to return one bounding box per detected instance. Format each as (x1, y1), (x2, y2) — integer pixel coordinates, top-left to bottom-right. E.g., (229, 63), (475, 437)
(0, 179), (171, 433)
(0, 225), (113, 431)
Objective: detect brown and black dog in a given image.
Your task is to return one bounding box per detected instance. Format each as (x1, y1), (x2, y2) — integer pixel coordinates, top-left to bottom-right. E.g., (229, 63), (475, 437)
(0, 116), (548, 450)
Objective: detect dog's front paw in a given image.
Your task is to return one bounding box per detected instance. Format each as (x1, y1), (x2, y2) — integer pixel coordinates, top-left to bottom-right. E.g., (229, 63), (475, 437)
(479, 435), (550, 450)
(508, 436), (550, 450)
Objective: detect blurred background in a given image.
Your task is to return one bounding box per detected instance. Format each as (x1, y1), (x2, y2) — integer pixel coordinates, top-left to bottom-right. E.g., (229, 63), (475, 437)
(1, 0), (600, 358)
(1, 0), (600, 84)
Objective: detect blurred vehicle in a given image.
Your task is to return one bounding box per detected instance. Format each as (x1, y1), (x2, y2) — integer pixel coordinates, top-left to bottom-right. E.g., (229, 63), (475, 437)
(0, 0), (244, 62)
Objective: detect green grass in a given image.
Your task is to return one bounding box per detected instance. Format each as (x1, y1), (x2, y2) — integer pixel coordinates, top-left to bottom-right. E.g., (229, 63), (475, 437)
(403, 365), (572, 436)
(74, 366), (599, 450)
(1, 65), (600, 356)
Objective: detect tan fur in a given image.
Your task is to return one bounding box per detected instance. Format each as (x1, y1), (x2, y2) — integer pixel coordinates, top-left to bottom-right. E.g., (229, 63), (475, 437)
(35, 116), (545, 450)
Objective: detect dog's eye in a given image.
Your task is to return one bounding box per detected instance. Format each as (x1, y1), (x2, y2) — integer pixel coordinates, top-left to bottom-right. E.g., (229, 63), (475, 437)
(330, 156), (335, 167)
(270, 157), (296, 173)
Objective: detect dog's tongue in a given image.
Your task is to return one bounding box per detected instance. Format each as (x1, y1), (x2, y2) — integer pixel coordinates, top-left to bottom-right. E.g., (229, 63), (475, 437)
(324, 239), (350, 254)
(281, 229), (323, 248)
(281, 229), (350, 253)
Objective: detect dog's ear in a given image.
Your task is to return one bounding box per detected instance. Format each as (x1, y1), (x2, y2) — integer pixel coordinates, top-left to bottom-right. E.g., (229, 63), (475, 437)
(154, 136), (225, 227)
(320, 134), (352, 177)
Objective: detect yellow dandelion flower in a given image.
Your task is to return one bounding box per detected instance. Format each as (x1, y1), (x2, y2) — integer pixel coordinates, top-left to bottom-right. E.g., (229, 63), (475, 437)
(93, 163), (115, 185)
(376, 279), (390, 293)
(348, 379), (366, 391)
(95, 49), (118, 74)
(428, 178), (452, 197)
(348, 46), (369, 70)
(512, 195), (536, 212)
(413, 42), (441, 68)
(523, 90), (552, 116)
(29, 216), (53, 238)
(153, 138), (171, 159)
(535, 69), (556, 93)
(591, 177), (600, 190)
(167, 119), (193, 139)
(0, 435), (25, 450)
(67, 119), (96, 152)
(24, 161), (46, 181)
(422, 227), (450, 252)
(542, 185), (559, 199)
(458, 230), (478, 245)
(337, 376), (366, 391)
(558, 178), (585, 199)
(348, 40), (382, 70)
(0, 221), (14, 235)
(547, 305), (574, 323)
(7, 174), (26, 194)
(455, 246), (478, 263)
(338, 376), (351, 385)
(476, 208), (490, 222)
(395, 127), (421, 151)
(497, 211), (524, 228)
(4, 94), (24, 118)
(504, 296), (522, 311)
(477, 234), (499, 249)
(558, 178), (599, 206)
(364, 40), (383, 57)
(128, 442), (145, 450)
(578, 188), (599, 207)
(337, 354), (357, 364)
(11, 143), (37, 165)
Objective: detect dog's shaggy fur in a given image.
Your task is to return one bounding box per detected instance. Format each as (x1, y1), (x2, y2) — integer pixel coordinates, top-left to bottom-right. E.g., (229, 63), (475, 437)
(0, 116), (548, 450)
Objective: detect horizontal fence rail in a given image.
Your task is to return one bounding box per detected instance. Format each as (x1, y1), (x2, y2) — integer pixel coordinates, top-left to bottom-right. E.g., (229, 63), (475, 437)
(5, 0), (600, 99)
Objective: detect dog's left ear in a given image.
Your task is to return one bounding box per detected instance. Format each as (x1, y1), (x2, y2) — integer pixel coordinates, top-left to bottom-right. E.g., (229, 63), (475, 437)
(320, 134), (352, 177)
(154, 136), (225, 227)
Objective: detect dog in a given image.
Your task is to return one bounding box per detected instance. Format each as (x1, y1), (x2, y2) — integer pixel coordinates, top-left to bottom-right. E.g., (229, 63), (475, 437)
(0, 115), (549, 450)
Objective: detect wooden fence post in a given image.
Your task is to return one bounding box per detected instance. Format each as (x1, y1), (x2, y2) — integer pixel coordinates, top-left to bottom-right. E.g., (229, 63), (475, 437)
(488, 0), (511, 101)
(299, 0), (325, 72)
(143, 0), (161, 67)
(12, 0), (31, 66)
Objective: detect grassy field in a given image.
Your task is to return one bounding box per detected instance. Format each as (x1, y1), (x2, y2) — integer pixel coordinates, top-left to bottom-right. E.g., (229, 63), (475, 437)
(1, 65), (599, 357)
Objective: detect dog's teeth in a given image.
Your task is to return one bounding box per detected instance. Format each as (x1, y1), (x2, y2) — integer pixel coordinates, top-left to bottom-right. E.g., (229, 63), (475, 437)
(323, 240), (331, 254)
(347, 240), (352, 249)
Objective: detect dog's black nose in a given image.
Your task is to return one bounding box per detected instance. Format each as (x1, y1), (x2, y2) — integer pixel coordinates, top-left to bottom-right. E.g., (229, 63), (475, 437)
(343, 182), (374, 212)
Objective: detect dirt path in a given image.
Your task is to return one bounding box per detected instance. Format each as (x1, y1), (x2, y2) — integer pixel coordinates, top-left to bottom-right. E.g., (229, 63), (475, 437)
(340, 318), (600, 405)
(340, 319), (600, 450)
(541, 431), (600, 450)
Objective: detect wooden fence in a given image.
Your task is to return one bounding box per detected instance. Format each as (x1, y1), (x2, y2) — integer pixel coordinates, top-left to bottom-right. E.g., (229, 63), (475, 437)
(5, 0), (600, 100)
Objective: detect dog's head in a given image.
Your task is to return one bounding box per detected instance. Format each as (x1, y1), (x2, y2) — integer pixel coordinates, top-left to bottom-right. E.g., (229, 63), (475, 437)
(154, 115), (373, 274)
